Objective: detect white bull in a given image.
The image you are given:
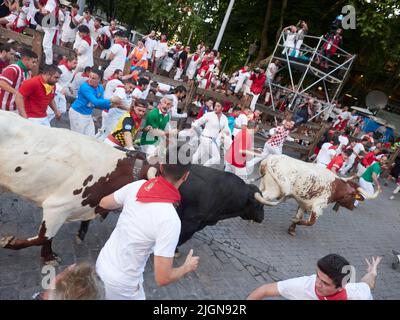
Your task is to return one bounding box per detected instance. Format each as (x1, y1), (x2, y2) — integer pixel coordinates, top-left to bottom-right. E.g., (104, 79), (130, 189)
(0, 111), (143, 264)
(255, 154), (379, 235)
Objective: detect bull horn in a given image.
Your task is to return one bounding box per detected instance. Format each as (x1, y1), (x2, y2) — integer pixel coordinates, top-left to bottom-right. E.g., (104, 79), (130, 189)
(340, 175), (356, 182)
(254, 192), (281, 206)
(357, 187), (380, 200)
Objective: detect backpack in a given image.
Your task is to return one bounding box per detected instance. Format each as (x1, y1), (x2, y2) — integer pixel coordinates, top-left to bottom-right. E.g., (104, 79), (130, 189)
(99, 33), (112, 50)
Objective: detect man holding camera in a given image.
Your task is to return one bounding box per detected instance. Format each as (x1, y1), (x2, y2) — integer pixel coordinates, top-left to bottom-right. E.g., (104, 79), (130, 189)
(246, 66), (266, 111)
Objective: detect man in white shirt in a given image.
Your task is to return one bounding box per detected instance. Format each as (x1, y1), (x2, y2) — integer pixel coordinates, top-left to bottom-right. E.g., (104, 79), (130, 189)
(266, 60), (279, 83)
(70, 66), (92, 97)
(316, 138), (339, 168)
(191, 102), (231, 167)
(153, 34), (169, 74)
(143, 30), (157, 66)
(103, 31), (128, 81)
(60, 4), (83, 47)
(74, 25), (94, 71)
(234, 66), (250, 95)
(131, 77), (150, 101)
(247, 254), (382, 300)
(233, 106), (251, 137)
(47, 54), (77, 122)
(40, 0), (59, 65)
(340, 137), (368, 175)
(166, 85), (187, 121)
(96, 156), (199, 300)
(81, 9), (95, 38)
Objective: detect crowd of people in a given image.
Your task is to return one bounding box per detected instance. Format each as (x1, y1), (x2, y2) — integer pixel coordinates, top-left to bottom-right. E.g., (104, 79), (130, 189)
(0, 1), (399, 301)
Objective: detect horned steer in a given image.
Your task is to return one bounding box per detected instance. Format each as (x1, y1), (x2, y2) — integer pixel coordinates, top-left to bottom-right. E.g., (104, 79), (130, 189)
(0, 110), (143, 264)
(256, 154), (379, 236)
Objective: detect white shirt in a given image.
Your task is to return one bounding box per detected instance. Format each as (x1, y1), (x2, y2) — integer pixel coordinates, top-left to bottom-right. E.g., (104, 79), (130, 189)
(267, 63), (278, 80)
(154, 41), (169, 59)
(55, 64), (74, 93)
(233, 113), (248, 136)
(353, 143), (365, 156)
(93, 26), (104, 40)
(156, 83), (171, 97)
(73, 35), (94, 69)
(104, 79), (124, 99)
(132, 87), (146, 100)
(96, 181), (181, 289)
(27, 0), (39, 25)
(167, 94), (187, 120)
(106, 43), (128, 73)
(113, 86), (131, 108)
(62, 11), (82, 34)
(144, 38), (157, 59)
(81, 17), (95, 38)
(316, 142), (336, 166)
(277, 274), (373, 300)
(193, 111), (230, 139)
(43, 0), (58, 30)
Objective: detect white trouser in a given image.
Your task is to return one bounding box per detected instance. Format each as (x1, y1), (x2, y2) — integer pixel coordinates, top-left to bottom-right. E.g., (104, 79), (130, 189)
(192, 136), (221, 167)
(43, 28), (57, 65)
(28, 117), (51, 127)
(359, 177), (375, 198)
(69, 108), (95, 136)
(340, 154), (356, 175)
(104, 280), (145, 300)
(316, 162), (328, 169)
(225, 162), (249, 183)
(174, 68), (183, 80)
(294, 39), (303, 57)
(357, 163), (367, 177)
(249, 93), (260, 111)
(246, 143), (282, 169)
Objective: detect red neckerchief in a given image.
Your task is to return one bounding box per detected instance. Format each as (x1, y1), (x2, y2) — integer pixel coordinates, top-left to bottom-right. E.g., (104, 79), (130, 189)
(328, 145), (338, 150)
(159, 107), (167, 116)
(115, 85), (125, 89)
(240, 67), (247, 73)
(81, 34), (92, 46)
(136, 176), (181, 204)
(59, 60), (72, 72)
(84, 16), (91, 23)
(130, 111), (142, 129)
(115, 39), (126, 48)
(192, 53), (200, 61)
(315, 286), (347, 300)
(81, 72), (90, 78)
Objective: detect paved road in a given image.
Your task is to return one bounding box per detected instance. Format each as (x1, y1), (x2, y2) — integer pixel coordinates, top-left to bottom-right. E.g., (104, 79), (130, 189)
(0, 114), (399, 299)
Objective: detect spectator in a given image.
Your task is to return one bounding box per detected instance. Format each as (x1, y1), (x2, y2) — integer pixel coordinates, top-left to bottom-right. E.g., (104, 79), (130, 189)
(40, 0), (61, 66)
(103, 31), (128, 81)
(81, 9), (95, 38)
(60, 3), (83, 47)
(233, 65), (250, 95)
(327, 149), (352, 174)
(167, 85), (187, 120)
(96, 150), (198, 300)
(319, 28), (343, 70)
(143, 30), (157, 69)
(294, 20), (308, 58)
(70, 65), (92, 97)
(69, 70), (122, 136)
(358, 155), (387, 200)
(0, 43), (15, 73)
(0, 0), (18, 28)
(15, 64), (62, 126)
(185, 47), (202, 81)
(247, 254), (382, 300)
(233, 106), (251, 137)
(195, 97), (214, 119)
(153, 34), (169, 75)
(174, 46), (190, 81)
(74, 25), (95, 71)
(282, 25), (297, 56)
(39, 262), (105, 300)
(0, 48), (38, 113)
(247, 67), (266, 111)
(227, 106), (241, 137)
(128, 39), (148, 72)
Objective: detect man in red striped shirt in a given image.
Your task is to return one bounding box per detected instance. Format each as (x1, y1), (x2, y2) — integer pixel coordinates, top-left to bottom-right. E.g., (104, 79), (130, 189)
(15, 64), (61, 126)
(327, 149), (352, 174)
(0, 48), (38, 113)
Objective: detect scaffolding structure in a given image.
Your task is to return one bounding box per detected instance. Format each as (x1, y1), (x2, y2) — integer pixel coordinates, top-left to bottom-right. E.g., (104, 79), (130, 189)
(266, 30), (356, 122)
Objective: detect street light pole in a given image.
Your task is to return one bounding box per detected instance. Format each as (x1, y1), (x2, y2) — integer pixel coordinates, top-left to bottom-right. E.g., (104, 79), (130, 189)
(213, 0), (235, 51)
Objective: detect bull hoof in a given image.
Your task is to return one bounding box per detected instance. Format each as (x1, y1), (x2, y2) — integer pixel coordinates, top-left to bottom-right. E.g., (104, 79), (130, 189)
(42, 253), (62, 266)
(288, 229), (296, 237)
(0, 235), (16, 248)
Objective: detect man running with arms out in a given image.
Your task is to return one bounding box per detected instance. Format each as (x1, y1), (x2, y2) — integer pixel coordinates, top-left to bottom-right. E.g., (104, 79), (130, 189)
(247, 254), (382, 300)
(96, 150), (199, 300)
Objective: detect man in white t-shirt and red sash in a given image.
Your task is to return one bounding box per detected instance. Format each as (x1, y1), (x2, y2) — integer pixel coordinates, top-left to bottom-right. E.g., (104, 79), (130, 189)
(247, 253), (382, 300)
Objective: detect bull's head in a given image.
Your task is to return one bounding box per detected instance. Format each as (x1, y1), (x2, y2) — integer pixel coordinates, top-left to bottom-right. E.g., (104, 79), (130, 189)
(241, 184), (266, 223)
(335, 180), (380, 210)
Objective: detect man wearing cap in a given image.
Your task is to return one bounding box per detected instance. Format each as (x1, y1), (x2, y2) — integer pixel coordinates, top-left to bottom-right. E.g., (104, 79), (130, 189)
(96, 151), (199, 300)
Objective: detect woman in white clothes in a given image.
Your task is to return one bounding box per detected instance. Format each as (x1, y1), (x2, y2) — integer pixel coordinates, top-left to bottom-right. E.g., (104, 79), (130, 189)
(282, 25), (297, 56)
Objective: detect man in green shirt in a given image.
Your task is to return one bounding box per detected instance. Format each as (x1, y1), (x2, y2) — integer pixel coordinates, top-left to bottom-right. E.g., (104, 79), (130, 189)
(140, 96), (175, 157)
(358, 155), (388, 200)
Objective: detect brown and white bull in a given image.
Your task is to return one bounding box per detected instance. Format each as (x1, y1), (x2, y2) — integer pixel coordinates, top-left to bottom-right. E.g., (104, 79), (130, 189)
(255, 154), (379, 236)
(0, 111), (144, 264)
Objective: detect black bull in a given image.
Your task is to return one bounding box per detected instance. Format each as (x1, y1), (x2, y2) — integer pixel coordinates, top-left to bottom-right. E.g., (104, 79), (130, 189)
(77, 164), (265, 247)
